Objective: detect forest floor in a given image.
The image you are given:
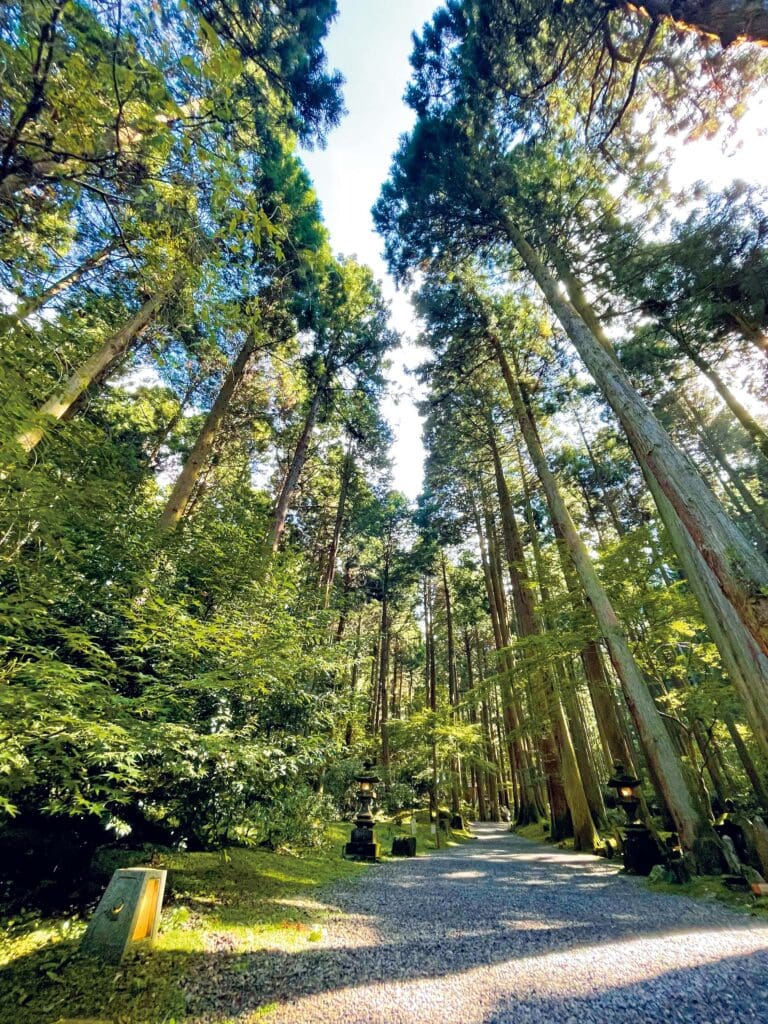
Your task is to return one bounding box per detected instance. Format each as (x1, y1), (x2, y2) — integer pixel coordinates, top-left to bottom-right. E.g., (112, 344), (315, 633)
(182, 823), (768, 1024)
(0, 817), (466, 1024)
(3, 822), (768, 1023)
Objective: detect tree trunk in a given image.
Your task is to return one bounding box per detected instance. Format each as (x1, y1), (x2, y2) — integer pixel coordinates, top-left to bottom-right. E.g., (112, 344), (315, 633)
(725, 714), (768, 809)
(159, 332), (258, 531)
(488, 428), (598, 848)
(268, 384), (323, 553)
(474, 491), (542, 823)
(671, 328), (768, 462)
(574, 409), (626, 537)
(542, 243), (768, 724)
(465, 630), (489, 821)
(641, 462), (768, 760)
(678, 421), (768, 557)
(512, 224), (768, 655)
(491, 330), (722, 872)
(1, 243), (116, 333)
(515, 438), (630, 791)
(344, 613), (363, 747)
(476, 631), (502, 821)
(729, 313), (768, 359)
(441, 551), (463, 815)
(368, 638), (380, 735)
(379, 550), (391, 768)
(548, 260), (768, 761)
(691, 718), (731, 807)
(322, 445), (354, 607)
(15, 274), (182, 453)
(562, 661), (607, 828)
(618, 0), (768, 46)
(581, 640), (638, 771)
(486, 467), (541, 798)
(515, 438), (650, 808)
(678, 395), (768, 539)
(424, 577), (440, 831)
(482, 698), (502, 821)
(501, 429), (606, 827)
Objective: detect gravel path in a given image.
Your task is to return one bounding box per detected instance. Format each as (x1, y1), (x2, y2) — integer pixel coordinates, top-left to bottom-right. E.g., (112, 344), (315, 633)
(184, 823), (768, 1023)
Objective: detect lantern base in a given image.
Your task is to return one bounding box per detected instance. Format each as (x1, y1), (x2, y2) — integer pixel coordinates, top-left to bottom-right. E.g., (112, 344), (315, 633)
(392, 837), (417, 857)
(345, 841), (380, 860)
(345, 824), (380, 861)
(622, 823), (664, 876)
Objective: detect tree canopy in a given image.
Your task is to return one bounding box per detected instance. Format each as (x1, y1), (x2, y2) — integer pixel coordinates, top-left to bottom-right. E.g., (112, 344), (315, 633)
(1, 0), (768, 902)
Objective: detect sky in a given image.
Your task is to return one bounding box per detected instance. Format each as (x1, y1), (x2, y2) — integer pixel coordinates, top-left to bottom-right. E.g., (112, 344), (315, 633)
(301, 0), (437, 501)
(302, 2), (768, 501)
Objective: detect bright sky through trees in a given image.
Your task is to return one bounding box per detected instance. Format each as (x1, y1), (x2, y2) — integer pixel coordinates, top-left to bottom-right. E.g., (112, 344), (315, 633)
(304, 1), (768, 500)
(301, 0), (438, 499)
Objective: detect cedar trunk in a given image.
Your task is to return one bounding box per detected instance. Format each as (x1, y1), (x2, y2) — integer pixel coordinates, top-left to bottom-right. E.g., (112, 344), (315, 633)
(490, 330), (722, 872)
(268, 385), (323, 553)
(159, 332), (258, 531)
(510, 223), (768, 655)
(16, 274), (182, 453)
(488, 429), (598, 849)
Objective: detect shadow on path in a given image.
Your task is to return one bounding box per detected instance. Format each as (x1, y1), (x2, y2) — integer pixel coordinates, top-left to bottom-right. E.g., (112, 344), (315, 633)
(3, 824), (768, 1023)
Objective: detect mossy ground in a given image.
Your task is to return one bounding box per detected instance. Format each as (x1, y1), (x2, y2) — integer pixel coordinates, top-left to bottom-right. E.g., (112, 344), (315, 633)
(0, 819), (470, 1024)
(513, 820), (573, 849)
(646, 872), (768, 920)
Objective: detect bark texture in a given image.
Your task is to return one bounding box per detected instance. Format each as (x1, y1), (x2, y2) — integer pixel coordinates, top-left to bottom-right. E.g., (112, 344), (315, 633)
(620, 0), (768, 45)
(538, 245), (768, 754)
(268, 385), (324, 553)
(489, 429), (598, 848)
(522, 229), (768, 655)
(322, 446), (354, 607)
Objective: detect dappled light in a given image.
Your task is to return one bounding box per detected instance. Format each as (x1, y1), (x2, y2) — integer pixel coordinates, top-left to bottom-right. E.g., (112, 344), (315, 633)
(2, 0), (768, 1021)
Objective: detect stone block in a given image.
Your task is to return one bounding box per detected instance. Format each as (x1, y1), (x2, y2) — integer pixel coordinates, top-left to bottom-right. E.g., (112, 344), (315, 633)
(392, 837), (417, 857)
(81, 867), (166, 962)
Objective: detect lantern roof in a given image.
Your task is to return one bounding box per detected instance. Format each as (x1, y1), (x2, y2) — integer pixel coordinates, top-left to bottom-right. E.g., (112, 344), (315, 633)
(607, 762), (640, 791)
(356, 761), (379, 785)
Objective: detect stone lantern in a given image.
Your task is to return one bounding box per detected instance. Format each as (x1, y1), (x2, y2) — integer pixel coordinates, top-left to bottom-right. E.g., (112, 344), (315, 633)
(607, 762), (663, 876)
(344, 764), (380, 861)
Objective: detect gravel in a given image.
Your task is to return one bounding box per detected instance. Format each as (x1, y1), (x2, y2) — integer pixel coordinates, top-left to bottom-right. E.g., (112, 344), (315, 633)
(184, 823), (768, 1023)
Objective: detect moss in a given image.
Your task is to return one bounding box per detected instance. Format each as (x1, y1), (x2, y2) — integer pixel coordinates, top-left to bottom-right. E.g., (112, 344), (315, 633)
(0, 822), (360, 1023)
(513, 820), (575, 849)
(0, 818), (468, 1023)
(646, 873), (768, 920)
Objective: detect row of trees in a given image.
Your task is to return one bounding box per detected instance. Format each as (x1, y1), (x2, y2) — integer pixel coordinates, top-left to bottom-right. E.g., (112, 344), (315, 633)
(2, 0), (768, 895)
(0, 0), (413, 877)
(371, 0), (768, 874)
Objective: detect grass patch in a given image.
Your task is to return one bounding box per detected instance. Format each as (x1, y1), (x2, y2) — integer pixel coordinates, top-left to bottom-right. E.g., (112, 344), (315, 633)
(0, 818), (470, 1023)
(512, 820), (577, 849)
(377, 814), (473, 855)
(646, 873), (768, 920)
(513, 821), (547, 844)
